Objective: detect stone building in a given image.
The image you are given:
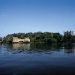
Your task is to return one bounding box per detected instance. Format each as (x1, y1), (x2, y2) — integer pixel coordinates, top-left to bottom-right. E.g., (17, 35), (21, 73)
(13, 37), (30, 43)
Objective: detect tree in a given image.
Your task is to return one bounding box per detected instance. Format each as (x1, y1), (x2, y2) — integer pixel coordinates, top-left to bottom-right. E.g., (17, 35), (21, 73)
(63, 31), (73, 43)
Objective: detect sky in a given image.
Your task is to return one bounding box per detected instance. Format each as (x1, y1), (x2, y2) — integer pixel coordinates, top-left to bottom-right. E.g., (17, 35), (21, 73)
(0, 0), (75, 36)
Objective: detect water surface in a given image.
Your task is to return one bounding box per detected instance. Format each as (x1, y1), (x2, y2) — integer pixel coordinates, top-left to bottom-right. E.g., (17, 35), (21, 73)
(0, 43), (75, 75)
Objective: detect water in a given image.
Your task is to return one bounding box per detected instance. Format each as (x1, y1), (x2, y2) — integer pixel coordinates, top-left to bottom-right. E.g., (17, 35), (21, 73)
(0, 43), (75, 75)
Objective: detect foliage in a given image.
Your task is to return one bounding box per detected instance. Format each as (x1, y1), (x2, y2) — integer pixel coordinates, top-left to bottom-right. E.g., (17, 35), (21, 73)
(0, 37), (2, 42)
(2, 31), (75, 43)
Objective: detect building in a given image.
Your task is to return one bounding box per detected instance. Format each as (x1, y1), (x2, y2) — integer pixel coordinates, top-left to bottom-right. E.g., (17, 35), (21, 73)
(12, 37), (30, 43)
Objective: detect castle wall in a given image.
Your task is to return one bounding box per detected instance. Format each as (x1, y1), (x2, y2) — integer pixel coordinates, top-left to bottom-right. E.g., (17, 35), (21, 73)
(13, 37), (30, 43)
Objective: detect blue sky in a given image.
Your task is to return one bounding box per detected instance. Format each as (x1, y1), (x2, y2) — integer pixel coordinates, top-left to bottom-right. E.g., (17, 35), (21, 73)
(0, 0), (75, 36)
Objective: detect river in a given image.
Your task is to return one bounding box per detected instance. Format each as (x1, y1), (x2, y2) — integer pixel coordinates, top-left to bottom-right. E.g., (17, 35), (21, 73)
(0, 43), (75, 75)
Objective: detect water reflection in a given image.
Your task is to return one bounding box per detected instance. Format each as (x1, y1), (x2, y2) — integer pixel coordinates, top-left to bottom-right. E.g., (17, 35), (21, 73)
(3, 43), (31, 54)
(12, 43), (30, 50)
(1, 43), (75, 54)
(30, 43), (63, 52)
(64, 43), (74, 53)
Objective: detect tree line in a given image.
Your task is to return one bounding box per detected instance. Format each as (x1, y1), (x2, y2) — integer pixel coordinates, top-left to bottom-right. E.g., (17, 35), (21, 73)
(0, 31), (75, 44)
